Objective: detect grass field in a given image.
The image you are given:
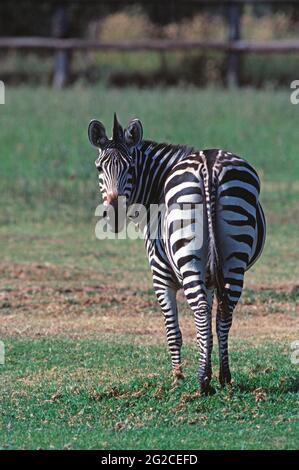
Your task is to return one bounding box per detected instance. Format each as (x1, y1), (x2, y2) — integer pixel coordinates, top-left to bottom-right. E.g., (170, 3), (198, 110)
(0, 86), (298, 449)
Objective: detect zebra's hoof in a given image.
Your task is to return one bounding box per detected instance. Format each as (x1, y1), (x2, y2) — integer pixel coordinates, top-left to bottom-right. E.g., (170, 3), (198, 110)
(199, 384), (216, 396)
(199, 375), (214, 395)
(172, 365), (185, 381)
(219, 369), (232, 387)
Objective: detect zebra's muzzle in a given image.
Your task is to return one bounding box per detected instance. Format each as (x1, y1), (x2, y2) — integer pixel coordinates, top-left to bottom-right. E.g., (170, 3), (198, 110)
(105, 195), (126, 233)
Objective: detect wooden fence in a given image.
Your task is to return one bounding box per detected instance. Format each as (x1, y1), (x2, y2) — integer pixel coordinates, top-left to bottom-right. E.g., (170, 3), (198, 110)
(0, 0), (298, 87)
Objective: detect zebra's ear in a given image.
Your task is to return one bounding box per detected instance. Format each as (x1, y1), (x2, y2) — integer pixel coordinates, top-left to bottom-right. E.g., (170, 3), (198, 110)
(113, 113), (124, 142)
(88, 120), (108, 149)
(124, 119), (143, 148)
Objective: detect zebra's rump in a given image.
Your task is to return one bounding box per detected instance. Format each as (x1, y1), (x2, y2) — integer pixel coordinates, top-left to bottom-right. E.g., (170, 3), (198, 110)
(163, 149), (266, 286)
(212, 149), (266, 272)
(247, 201), (266, 270)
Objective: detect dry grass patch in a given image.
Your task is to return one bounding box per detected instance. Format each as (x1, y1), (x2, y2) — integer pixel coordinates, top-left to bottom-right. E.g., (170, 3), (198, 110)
(0, 262), (298, 344)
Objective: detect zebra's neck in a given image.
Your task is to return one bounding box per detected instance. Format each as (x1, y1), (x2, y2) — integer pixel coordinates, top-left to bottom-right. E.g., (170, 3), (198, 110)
(130, 140), (194, 208)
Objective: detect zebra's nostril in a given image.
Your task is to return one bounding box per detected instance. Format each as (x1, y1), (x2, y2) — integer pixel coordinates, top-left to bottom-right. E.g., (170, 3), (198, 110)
(106, 192), (118, 205)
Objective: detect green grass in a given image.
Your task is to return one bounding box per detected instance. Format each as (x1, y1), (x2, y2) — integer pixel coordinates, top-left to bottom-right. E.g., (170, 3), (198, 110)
(0, 86), (298, 284)
(2, 86), (299, 184)
(0, 338), (298, 450)
(0, 219), (297, 286)
(1, 87), (298, 231)
(0, 86), (298, 449)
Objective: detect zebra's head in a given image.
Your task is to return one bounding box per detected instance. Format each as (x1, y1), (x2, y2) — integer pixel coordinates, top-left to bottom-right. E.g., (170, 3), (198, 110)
(88, 113), (143, 232)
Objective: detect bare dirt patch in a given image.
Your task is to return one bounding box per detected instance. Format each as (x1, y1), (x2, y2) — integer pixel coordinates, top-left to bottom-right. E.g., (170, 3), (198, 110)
(0, 262), (298, 344)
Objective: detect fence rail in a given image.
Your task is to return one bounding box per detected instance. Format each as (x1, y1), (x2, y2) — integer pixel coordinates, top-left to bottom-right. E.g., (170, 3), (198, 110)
(1, 0), (299, 87)
(1, 37), (299, 53)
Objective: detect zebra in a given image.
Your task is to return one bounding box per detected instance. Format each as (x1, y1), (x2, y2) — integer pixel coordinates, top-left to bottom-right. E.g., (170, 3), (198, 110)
(88, 114), (266, 394)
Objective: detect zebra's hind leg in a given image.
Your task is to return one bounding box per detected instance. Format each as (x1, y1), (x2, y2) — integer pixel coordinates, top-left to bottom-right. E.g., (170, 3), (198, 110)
(184, 284), (214, 394)
(216, 301), (233, 387)
(155, 286), (184, 382)
(216, 277), (243, 387)
(194, 299), (213, 393)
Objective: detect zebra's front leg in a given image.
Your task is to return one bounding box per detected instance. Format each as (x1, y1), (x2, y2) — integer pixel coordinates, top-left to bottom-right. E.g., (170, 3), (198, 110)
(155, 286), (184, 382)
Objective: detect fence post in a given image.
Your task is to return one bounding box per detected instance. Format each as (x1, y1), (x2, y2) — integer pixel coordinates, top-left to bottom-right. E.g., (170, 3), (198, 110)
(52, 5), (69, 88)
(227, 2), (241, 87)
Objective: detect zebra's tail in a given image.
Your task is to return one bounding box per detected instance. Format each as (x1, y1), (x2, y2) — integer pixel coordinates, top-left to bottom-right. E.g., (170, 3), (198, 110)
(201, 152), (229, 311)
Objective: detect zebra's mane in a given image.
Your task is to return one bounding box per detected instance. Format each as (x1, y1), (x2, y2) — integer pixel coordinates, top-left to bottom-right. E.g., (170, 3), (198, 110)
(139, 140), (195, 162)
(129, 139), (196, 207)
